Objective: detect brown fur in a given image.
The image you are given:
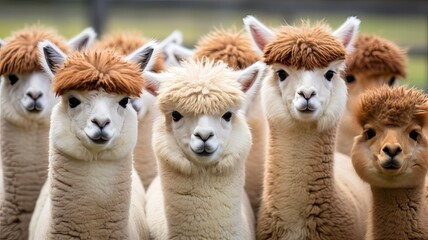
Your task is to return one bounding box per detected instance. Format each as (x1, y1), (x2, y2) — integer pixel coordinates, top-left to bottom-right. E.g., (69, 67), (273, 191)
(53, 50), (144, 97)
(193, 28), (260, 70)
(355, 86), (428, 128)
(263, 22), (346, 70)
(157, 59), (244, 116)
(94, 31), (164, 72)
(346, 34), (407, 77)
(0, 26), (70, 75)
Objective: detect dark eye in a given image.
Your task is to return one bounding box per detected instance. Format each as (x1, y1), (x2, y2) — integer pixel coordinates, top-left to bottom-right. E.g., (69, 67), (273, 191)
(365, 129), (376, 140)
(119, 97), (129, 108)
(222, 112), (233, 122)
(388, 77), (396, 87)
(345, 75), (355, 84)
(68, 96), (81, 108)
(171, 111), (182, 122)
(324, 70), (335, 81)
(8, 74), (18, 85)
(277, 70), (288, 81)
(409, 130), (419, 141)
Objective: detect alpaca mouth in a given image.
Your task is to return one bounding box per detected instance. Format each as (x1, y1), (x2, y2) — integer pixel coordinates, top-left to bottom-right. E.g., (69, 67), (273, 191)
(381, 158), (401, 170)
(24, 102), (43, 113)
(87, 133), (111, 144)
(195, 150), (214, 156)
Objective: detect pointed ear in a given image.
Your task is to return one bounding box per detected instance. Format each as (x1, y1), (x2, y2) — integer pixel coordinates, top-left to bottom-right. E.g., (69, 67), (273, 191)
(243, 15), (275, 54)
(333, 16), (360, 53)
(237, 61), (266, 93)
(67, 27), (97, 51)
(163, 43), (194, 67)
(142, 71), (162, 96)
(125, 40), (159, 72)
(159, 30), (183, 49)
(38, 40), (67, 78)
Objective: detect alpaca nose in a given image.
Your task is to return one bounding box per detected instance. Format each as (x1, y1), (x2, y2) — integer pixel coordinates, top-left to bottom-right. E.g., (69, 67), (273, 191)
(194, 130), (214, 142)
(91, 118), (110, 129)
(26, 91), (43, 101)
(298, 90), (316, 100)
(382, 144), (402, 158)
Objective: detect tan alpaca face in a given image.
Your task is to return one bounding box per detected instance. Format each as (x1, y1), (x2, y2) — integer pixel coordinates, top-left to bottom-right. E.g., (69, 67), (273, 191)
(352, 121), (428, 188)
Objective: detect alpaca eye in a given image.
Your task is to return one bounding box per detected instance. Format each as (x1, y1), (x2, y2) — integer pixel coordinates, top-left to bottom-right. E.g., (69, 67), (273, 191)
(119, 97), (129, 108)
(388, 77), (396, 87)
(222, 112), (233, 122)
(345, 75), (355, 84)
(68, 96), (81, 108)
(365, 129), (376, 140)
(171, 111), (182, 122)
(8, 74), (19, 85)
(409, 130), (419, 141)
(277, 70), (288, 81)
(324, 70), (335, 81)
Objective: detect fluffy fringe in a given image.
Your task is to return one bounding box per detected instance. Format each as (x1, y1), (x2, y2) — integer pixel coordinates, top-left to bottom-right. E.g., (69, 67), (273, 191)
(0, 25), (69, 75)
(193, 28), (260, 70)
(53, 50), (144, 97)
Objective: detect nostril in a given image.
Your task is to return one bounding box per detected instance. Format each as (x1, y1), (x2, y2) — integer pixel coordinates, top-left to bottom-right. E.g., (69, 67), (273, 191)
(382, 146), (402, 158)
(194, 132), (214, 142)
(26, 91), (43, 100)
(298, 91), (316, 100)
(92, 118), (110, 129)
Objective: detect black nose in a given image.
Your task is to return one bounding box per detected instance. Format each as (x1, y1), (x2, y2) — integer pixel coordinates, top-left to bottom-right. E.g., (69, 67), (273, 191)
(382, 145), (402, 158)
(298, 91), (316, 100)
(91, 118), (110, 129)
(194, 132), (214, 142)
(26, 91), (43, 101)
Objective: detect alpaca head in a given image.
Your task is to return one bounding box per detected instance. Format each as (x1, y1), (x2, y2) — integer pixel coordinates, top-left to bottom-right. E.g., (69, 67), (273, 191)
(144, 59), (265, 174)
(39, 40), (156, 160)
(244, 16), (360, 130)
(343, 34), (407, 112)
(352, 86), (428, 188)
(0, 26), (96, 127)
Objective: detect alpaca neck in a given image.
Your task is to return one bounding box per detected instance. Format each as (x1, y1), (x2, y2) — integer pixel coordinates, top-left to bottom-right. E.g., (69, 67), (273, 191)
(159, 160), (246, 239)
(49, 148), (133, 239)
(368, 185), (428, 239)
(0, 118), (49, 239)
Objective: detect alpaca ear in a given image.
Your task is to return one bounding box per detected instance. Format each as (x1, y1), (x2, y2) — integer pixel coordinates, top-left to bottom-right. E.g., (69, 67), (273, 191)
(158, 30), (183, 49)
(163, 43), (194, 67)
(125, 40), (159, 72)
(38, 40), (67, 78)
(238, 61), (266, 93)
(333, 16), (360, 53)
(142, 71), (162, 96)
(67, 27), (97, 51)
(243, 15), (274, 54)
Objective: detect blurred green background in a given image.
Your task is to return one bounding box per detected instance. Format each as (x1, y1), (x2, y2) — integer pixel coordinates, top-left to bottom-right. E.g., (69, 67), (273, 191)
(0, 0), (426, 90)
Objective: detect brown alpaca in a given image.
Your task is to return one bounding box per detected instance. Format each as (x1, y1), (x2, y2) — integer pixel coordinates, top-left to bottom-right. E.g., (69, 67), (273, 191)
(337, 34), (407, 156)
(352, 86), (428, 239)
(0, 26), (94, 240)
(193, 28), (267, 216)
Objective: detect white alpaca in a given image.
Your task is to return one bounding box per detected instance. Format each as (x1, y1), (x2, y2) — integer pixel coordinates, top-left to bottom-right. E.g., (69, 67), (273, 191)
(244, 16), (371, 239)
(352, 86), (428, 239)
(28, 40), (157, 239)
(0, 26), (95, 240)
(145, 59), (265, 239)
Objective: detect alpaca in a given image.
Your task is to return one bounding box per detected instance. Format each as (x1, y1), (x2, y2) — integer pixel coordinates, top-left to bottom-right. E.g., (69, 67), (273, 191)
(192, 28), (267, 215)
(144, 59), (265, 239)
(352, 86), (428, 239)
(0, 26), (96, 240)
(29, 40), (157, 239)
(244, 16), (371, 239)
(337, 34), (407, 156)
(94, 30), (182, 189)
(162, 42), (194, 67)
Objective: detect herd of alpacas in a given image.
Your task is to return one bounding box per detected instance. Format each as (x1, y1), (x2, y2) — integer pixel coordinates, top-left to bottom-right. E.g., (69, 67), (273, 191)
(0, 13), (426, 240)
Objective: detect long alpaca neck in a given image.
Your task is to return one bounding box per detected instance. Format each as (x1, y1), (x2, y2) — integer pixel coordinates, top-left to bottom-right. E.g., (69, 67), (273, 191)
(259, 122), (358, 239)
(134, 109), (156, 189)
(49, 148), (132, 239)
(368, 185), (428, 239)
(159, 160), (246, 239)
(0, 119), (49, 240)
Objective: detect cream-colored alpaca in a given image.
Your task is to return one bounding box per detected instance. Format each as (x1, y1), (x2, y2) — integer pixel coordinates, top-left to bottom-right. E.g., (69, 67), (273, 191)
(192, 28), (267, 216)
(29, 41), (156, 239)
(0, 26), (95, 240)
(244, 16), (371, 239)
(144, 59), (265, 239)
(352, 86), (428, 240)
(337, 34), (407, 156)
(94, 30), (181, 189)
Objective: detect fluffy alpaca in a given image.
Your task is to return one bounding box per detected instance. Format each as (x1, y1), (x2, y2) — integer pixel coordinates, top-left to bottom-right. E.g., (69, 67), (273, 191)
(29, 41), (157, 239)
(337, 34), (408, 156)
(144, 59), (265, 239)
(244, 16), (371, 239)
(352, 86), (428, 239)
(0, 26), (95, 240)
(193, 28), (267, 215)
